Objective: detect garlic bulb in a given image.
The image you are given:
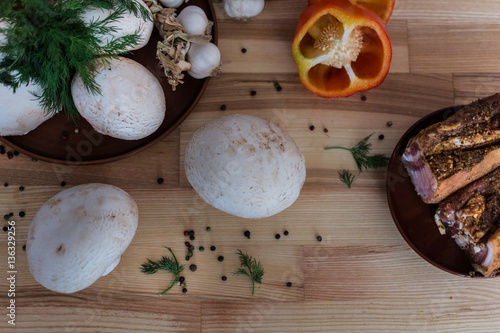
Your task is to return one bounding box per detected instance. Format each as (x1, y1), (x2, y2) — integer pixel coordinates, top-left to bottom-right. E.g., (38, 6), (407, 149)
(159, 0), (185, 8)
(177, 6), (212, 35)
(187, 43), (221, 79)
(223, 0), (265, 20)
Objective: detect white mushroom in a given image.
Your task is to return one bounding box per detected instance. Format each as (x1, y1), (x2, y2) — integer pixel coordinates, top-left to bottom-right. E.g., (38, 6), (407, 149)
(184, 114), (306, 219)
(80, 0), (154, 52)
(27, 183), (139, 294)
(71, 56), (166, 140)
(0, 21), (52, 136)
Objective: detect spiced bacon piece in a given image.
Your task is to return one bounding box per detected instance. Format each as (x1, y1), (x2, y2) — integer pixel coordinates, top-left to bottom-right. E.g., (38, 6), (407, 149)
(402, 93), (500, 204)
(435, 168), (500, 277)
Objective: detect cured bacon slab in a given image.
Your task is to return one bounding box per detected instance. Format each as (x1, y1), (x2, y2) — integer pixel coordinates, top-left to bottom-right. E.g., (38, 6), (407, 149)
(435, 168), (500, 277)
(402, 94), (500, 204)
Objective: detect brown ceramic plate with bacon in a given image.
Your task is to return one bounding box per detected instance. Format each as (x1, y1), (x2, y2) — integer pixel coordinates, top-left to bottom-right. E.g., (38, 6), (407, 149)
(385, 104), (491, 277)
(0, 0), (216, 165)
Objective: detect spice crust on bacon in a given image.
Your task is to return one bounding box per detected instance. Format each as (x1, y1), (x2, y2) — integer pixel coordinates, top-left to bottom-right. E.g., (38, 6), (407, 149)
(402, 93), (500, 204)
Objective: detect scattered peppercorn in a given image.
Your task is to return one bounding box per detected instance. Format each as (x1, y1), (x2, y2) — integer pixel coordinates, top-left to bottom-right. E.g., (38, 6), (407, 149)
(19, 186), (24, 191)
(218, 256), (224, 262)
(275, 233), (281, 240)
(2, 226), (7, 232)
(220, 104), (226, 111)
(179, 276), (185, 283)
(309, 125), (315, 131)
(378, 134), (385, 140)
(3, 183), (8, 187)
(19, 211), (25, 217)
(210, 246), (216, 251)
(0, 149), (5, 155)
(323, 128), (329, 133)
(241, 48), (247, 53)
(250, 90), (257, 96)
(157, 178), (164, 184)
(185, 256), (190, 261)
(182, 288), (188, 293)
(199, 246), (205, 252)
(316, 235), (323, 242)
(274, 82), (282, 92)
(61, 131), (69, 141)
(184, 230), (189, 237)
(284, 230), (289, 236)
(206, 226), (211, 232)
(361, 95), (367, 101)
(187, 251), (193, 257)
(387, 121), (393, 127)
(60, 181), (66, 187)
(286, 282), (292, 287)
(185, 241), (190, 246)
(13, 151), (19, 156)
(244, 230), (251, 239)
(189, 230), (195, 237)
(188, 245), (194, 251)
(7, 152), (14, 159)
(4, 214), (9, 220)
(221, 276), (227, 281)
(189, 264), (197, 272)
(9, 212), (13, 217)
(189, 235), (195, 241)
(0, 145), (4, 151)
(22, 245), (26, 251)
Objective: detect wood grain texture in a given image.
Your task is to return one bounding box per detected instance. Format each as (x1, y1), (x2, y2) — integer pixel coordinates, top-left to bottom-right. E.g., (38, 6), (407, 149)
(2, 0), (500, 331)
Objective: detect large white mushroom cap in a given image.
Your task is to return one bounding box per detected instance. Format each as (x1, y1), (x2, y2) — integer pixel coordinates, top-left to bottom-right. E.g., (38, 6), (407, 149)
(80, 0), (154, 52)
(0, 21), (51, 136)
(185, 114), (306, 219)
(71, 56), (166, 140)
(27, 183), (139, 294)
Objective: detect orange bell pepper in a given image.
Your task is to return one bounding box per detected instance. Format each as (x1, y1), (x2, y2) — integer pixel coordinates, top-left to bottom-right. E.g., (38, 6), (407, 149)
(308, 0), (395, 24)
(292, 0), (392, 98)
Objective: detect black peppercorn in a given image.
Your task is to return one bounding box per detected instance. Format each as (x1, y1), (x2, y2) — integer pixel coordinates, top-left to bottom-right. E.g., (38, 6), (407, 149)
(199, 246), (205, 252)
(189, 230), (195, 237)
(189, 264), (197, 272)
(286, 282), (292, 287)
(387, 121), (393, 127)
(378, 134), (384, 140)
(284, 230), (289, 236)
(309, 125), (315, 131)
(206, 226), (211, 232)
(22, 245), (26, 251)
(157, 178), (164, 184)
(19, 186), (24, 191)
(210, 246), (216, 251)
(9, 212), (13, 217)
(316, 235), (323, 242)
(361, 95), (367, 101)
(13, 151), (19, 156)
(188, 245), (194, 251)
(182, 288), (188, 293)
(2, 226), (7, 232)
(19, 211), (25, 217)
(4, 183), (8, 187)
(189, 235), (195, 241)
(275, 233), (281, 240)
(250, 90), (256, 96)
(4, 214), (9, 220)
(244, 230), (251, 239)
(60, 181), (66, 187)
(218, 256), (224, 262)
(220, 104), (226, 111)
(241, 48), (247, 53)
(274, 82), (282, 92)
(179, 276), (185, 283)
(185, 256), (190, 261)
(221, 276), (227, 281)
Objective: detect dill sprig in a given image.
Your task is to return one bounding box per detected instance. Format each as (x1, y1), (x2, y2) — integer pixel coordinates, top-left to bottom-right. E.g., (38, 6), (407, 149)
(0, 0), (151, 121)
(324, 134), (389, 172)
(338, 169), (355, 188)
(140, 247), (185, 296)
(232, 249), (264, 296)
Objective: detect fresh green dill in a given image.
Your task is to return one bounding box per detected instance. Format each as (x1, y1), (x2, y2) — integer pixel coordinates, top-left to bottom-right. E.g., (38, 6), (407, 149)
(0, 0), (151, 120)
(324, 134), (389, 172)
(232, 249), (264, 296)
(140, 247), (185, 296)
(338, 169), (355, 188)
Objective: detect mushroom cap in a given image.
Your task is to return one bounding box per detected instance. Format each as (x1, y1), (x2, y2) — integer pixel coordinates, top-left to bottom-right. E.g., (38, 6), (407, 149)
(185, 114), (306, 219)
(71, 56), (166, 140)
(80, 0), (153, 52)
(0, 22), (51, 136)
(27, 183), (139, 294)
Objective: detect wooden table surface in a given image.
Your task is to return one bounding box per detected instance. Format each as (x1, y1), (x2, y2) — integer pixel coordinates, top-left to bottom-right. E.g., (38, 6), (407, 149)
(3, 0), (500, 331)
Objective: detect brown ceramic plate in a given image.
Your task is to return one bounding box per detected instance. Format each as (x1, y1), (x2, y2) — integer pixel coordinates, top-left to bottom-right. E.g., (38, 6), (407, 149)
(0, 0), (216, 165)
(386, 104), (491, 278)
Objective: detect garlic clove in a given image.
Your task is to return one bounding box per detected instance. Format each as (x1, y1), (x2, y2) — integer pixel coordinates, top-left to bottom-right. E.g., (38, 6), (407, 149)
(177, 5), (213, 36)
(159, 0), (186, 9)
(187, 42), (221, 79)
(223, 0), (265, 21)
